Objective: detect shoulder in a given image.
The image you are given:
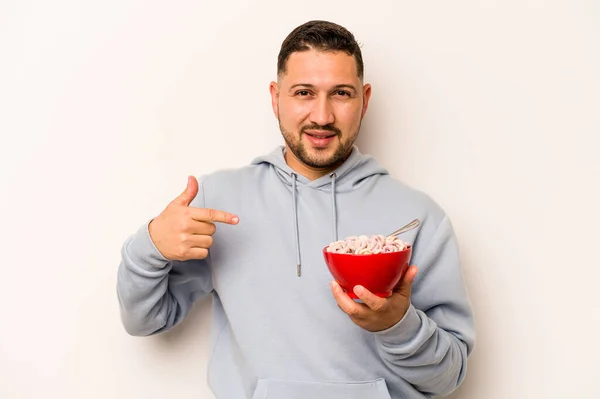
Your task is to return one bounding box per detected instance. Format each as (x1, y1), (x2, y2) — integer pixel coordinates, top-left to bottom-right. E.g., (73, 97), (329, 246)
(370, 174), (456, 259)
(188, 164), (266, 208)
(200, 164), (263, 187)
(377, 174), (447, 224)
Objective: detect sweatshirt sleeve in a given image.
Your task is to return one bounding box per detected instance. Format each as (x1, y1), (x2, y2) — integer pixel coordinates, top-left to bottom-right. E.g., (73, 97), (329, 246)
(373, 215), (476, 397)
(116, 180), (214, 337)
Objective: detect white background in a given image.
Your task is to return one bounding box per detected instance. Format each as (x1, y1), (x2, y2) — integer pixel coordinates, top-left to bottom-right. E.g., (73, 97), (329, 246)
(1, 1), (599, 398)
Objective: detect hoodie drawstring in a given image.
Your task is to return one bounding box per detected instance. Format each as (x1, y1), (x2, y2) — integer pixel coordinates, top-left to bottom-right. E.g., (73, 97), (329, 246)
(291, 172), (338, 277)
(291, 173), (301, 276)
(330, 173), (338, 242)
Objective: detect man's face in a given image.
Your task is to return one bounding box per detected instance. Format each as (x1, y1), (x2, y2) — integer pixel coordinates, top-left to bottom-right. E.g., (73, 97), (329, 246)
(270, 49), (371, 170)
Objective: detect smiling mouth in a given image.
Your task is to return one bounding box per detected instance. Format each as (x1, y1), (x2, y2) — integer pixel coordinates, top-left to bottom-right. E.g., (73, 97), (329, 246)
(304, 131), (337, 138)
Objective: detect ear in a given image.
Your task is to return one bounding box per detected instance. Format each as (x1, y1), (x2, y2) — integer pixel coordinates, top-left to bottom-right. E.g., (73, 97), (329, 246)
(361, 83), (372, 119)
(269, 81), (280, 119)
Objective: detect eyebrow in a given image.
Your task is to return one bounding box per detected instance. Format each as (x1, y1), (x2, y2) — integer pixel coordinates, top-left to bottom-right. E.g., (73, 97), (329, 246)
(289, 83), (358, 92)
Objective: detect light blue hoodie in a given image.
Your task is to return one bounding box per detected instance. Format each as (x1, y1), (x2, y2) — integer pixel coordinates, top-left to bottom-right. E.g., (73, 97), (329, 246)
(116, 145), (476, 399)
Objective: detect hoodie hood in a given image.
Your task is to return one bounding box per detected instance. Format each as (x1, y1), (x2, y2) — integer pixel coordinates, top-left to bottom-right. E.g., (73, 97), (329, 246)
(251, 145), (388, 191)
(251, 145), (389, 277)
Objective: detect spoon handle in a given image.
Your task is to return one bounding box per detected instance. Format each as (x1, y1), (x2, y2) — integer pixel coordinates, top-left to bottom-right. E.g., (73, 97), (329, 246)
(387, 218), (420, 238)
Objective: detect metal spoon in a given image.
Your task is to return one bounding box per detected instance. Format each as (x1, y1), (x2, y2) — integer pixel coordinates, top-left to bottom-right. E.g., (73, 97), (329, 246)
(386, 218), (420, 238)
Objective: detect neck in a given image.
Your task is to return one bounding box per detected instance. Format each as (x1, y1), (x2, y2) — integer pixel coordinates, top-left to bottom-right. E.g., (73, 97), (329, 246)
(284, 147), (348, 181)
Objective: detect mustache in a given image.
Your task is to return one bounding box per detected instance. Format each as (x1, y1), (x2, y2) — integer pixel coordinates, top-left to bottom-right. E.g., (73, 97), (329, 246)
(301, 124), (341, 136)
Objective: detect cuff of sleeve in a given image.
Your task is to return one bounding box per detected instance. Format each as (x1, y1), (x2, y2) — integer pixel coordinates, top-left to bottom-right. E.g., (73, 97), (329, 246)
(373, 303), (422, 346)
(127, 219), (170, 270)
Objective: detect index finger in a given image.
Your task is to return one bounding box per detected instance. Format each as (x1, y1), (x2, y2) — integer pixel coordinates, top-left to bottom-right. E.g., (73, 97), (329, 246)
(191, 207), (239, 225)
(330, 281), (368, 318)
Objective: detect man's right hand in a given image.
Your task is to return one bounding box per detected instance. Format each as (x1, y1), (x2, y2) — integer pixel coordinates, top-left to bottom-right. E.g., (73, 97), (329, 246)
(148, 176), (239, 261)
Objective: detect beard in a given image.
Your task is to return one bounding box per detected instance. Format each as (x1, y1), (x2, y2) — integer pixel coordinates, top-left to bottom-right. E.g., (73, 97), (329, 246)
(279, 120), (359, 169)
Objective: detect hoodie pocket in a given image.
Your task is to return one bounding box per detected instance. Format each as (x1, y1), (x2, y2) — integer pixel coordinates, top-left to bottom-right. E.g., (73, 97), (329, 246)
(251, 377), (392, 399)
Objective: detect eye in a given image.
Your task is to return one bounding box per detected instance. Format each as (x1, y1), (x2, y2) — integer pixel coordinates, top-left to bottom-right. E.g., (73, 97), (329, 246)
(296, 90), (311, 96)
(335, 90), (351, 97)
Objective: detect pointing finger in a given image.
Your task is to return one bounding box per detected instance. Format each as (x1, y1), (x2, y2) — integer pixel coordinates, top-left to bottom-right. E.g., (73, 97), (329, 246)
(190, 207), (239, 225)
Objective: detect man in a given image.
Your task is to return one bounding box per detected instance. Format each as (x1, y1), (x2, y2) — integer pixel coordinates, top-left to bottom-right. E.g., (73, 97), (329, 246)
(117, 20), (475, 399)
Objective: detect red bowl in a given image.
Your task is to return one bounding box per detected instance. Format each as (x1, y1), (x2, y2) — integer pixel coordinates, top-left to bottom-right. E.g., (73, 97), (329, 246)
(323, 245), (412, 299)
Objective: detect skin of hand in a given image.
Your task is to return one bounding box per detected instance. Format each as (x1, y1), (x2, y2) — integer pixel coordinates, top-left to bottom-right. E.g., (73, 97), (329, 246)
(148, 176), (239, 261)
(330, 266), (419, 332)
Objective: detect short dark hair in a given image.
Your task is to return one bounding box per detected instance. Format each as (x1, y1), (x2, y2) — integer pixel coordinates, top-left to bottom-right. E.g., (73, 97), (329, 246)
(277, 20), (364, 80)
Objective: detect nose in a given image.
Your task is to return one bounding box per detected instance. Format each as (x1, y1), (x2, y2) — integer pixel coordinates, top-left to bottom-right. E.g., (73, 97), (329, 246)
(309, 95), (335, 126)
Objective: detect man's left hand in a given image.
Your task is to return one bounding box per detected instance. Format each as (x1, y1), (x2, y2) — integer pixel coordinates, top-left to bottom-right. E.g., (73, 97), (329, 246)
(330, 265), (418, 332)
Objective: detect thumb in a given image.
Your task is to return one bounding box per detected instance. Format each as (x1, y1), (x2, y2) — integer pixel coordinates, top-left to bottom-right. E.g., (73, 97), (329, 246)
(394, 265), (418, 298)
(173, 175), (198, 206)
